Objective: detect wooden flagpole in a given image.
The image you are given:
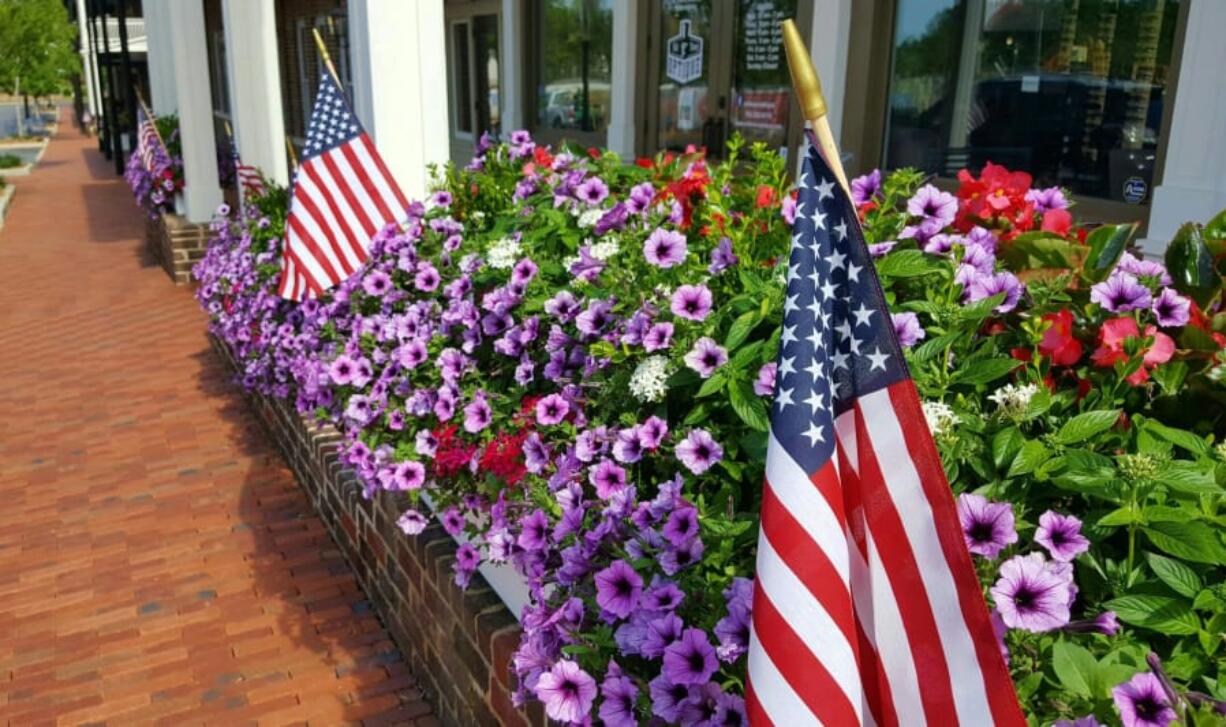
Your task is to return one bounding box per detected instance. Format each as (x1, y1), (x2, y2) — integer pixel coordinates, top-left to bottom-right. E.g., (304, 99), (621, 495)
(311, 26), (343, 88)
(781, 19), (850, 197)
(285, 136), (299, 170)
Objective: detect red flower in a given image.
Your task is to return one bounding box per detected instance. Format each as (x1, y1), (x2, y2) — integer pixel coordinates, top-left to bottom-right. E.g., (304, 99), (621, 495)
(533, 146), (555, 168)
(479, 430), (529, 485)
(587, 146), (602, 159)
(1041, 209), (1073, 237)
(955, 162), (1034, 232)
(1091, 317), (1175, 385)
(635, 157), (655, 169)
(755, 185), (777, 209)
(1039, 309), (1082, 366)
(433, 424), (478, 478)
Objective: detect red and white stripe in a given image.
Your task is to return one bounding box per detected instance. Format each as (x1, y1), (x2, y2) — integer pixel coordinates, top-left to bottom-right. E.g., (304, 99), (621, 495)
(747, 382), (1026, 727)
(138, 117), (160, 170)
(277, 133), (408, 300)
(237, 164), (265, 197)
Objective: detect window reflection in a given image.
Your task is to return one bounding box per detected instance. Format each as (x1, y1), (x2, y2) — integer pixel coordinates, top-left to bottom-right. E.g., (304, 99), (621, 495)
(885, 0), (1179, 205)
(536, 0), (613, 135)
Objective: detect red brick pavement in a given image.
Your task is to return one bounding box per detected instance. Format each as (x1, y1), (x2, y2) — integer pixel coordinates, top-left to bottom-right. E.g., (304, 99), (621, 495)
(0, 111), (435, 726)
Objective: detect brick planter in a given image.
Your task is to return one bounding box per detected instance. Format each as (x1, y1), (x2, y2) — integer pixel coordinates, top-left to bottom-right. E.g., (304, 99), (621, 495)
(146, 211), (209, 285)
(211, 336), (544, 727)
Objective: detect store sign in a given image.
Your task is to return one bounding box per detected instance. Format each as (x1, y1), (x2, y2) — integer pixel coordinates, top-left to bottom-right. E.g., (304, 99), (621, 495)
(743, 1), (785, 70)
(666, 18), (704, 85)
(733, 90), (788, 131)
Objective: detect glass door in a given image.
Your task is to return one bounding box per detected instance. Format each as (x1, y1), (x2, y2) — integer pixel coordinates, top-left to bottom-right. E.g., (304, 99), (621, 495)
(645, 0), (805, 162)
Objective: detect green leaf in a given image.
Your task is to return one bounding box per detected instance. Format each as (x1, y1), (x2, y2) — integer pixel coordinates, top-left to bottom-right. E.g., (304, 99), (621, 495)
(1082, 222), (1137, 282)
(955, 293), (1007, 324)
(1150, 361), (1189, 397)
(1144, 521), (1226, 565)
(910, 332), (959, 363)
(1051, 409), (1121, 445)
(1146, 552), (1203, 598)
(1008, 440), (1049, 477)
(695, 372), (726, 398)
(1052, 640), (1099, 698)
(725, 310), (760, 350)
(992, 427), (1023, 471)
(1204, 207), (1226, 241)
(1142, 420), (1210, 456)
(728, 381), (770, 432)
(1165, 222), (1221, 307)
(951, 357), (1020, 385)
(1022, 387), (1053, 420)
(1098, 506), (1141, 527)
(874, 249), (944, 279)
(1105, 594), (1200, 635)
(1155, 461), (1221, 496)
(1001, 234), (1081, 270)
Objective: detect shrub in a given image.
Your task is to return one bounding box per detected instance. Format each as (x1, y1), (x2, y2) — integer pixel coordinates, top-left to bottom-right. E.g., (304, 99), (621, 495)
(0, 153), (23, 169)
(195, 132), (1226, 726)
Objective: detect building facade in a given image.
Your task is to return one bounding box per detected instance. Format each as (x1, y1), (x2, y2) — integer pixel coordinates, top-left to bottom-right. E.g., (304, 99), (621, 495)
(99, 0), (1225, 253)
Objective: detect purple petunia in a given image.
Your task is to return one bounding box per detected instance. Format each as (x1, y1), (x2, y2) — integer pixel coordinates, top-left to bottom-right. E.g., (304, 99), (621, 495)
(414, 262), (440, 291)
(1035, 510), (1090, 562)
(463, 393), (492, 433)
(362, 270), (393, 296)
(965, 270), (1024, 313)
(1117, 252), (1173, 286)
(957, 493), (1018, 559)
(328, 354), (358, 385)
(675, 429), (723, 475)
(644, 228), (688, 268)
(638, 416), (669, 450)
(643, 322), (674, 352)
(908, 184), (958, 227)
(396, 509), (429, 535)
(1112, 672), (1177, 727)
(649, 674), (696, 722)
(662, 628), (719, 686)
(683, 337), (728, 378)
(589, 459), (628, 500)
(1091, 271), (1153, 313)
(389, 461), (426, 491)
(850, 169), (882, 206)
(1151, 287), (1191, 327)
(868, 240), (897, 258)
(535, 393), (570, 426)
(1025, 186), (1069, 213)
(753, 362), (777, 396)
(598, 662), (639, 727)
(574, 176), (609, 206)
(891, 311), (926, 348)
(671, 284), (713, 322)
(534, 659), (597, 724)
(594, 559), (644, 620)
(991, 552), (1074, 632)
(709, 237), (739, 274)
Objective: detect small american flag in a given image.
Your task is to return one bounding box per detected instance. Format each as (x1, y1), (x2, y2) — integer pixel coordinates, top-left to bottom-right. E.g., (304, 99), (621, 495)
(234, 150), (266, 198)
(137, 106), (161, 171)
(745, 137), (1025, 726)
(278, 71), (409, 301)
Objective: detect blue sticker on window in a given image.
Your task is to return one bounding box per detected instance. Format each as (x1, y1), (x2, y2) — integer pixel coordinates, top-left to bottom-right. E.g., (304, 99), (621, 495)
(1123, 177), (1148, 205)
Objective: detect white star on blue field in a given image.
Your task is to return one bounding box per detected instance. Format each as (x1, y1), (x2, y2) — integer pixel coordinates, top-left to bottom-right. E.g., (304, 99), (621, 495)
(772, 141), (908, 472)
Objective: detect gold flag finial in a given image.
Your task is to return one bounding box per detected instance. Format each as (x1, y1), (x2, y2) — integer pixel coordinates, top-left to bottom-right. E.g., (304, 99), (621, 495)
(782, 19), (826, 122)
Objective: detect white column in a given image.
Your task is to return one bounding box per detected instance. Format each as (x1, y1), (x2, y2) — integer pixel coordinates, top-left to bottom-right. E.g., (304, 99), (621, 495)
(348, 0), (450, 201)
(607, 0), (640, 156)
(75, 0), (99, 117)
(165, 0), (222, 222)
(499, 0), (524, 133)
(221, 0), (289, 186)
(808, 0), (853, 145)
(1142, 0), (1226, 253)
(143, 1), (173, 115)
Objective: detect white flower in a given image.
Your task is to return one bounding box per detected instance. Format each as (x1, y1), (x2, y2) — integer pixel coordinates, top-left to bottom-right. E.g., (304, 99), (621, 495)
(988, 382), (1040, 419)
(629, 356), (671, 402)
(486, 237), (522, 269)
(577, 208), (604, 229)
(471, 210), (486, 221)
(589, 238), (619, 260)
(922, 400), (960, 436)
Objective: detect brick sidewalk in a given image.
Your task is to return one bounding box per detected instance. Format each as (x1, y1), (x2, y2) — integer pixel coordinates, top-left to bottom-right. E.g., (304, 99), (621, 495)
(0, 112), (435, 726)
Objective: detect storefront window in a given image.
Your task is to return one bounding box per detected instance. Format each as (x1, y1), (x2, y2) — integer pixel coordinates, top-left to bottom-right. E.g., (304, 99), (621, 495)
(535, 0), (613, 139)
(884, 0), (1180, 205)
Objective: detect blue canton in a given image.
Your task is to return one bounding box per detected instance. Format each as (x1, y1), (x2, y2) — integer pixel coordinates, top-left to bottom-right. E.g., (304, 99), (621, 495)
(303, 72), (362, 157)
(772, 139), (909, 473)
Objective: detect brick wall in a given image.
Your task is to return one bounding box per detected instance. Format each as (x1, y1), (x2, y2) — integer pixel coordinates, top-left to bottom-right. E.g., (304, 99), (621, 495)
(145, 211), (209, 286)
(210, 335), (545, 727)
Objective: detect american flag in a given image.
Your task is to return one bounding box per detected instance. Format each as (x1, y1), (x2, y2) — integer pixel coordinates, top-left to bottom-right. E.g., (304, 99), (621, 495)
(236, 158), (266, 198)
(745, 137), (1025, 726)
(278, 71), (409, 301)
(137, 106), (161, 171)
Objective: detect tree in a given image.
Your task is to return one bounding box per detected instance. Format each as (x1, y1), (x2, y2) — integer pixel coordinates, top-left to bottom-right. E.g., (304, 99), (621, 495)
(0, 0), (80, 135)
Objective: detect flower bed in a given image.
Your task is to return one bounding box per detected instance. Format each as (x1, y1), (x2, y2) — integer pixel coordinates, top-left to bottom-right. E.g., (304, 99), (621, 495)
(125, 114), (183, 219)
(194, 130), (1226, 726)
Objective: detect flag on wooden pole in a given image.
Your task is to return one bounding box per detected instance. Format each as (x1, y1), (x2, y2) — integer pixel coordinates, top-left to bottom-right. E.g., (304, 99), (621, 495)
(277, 65), (408, 301)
